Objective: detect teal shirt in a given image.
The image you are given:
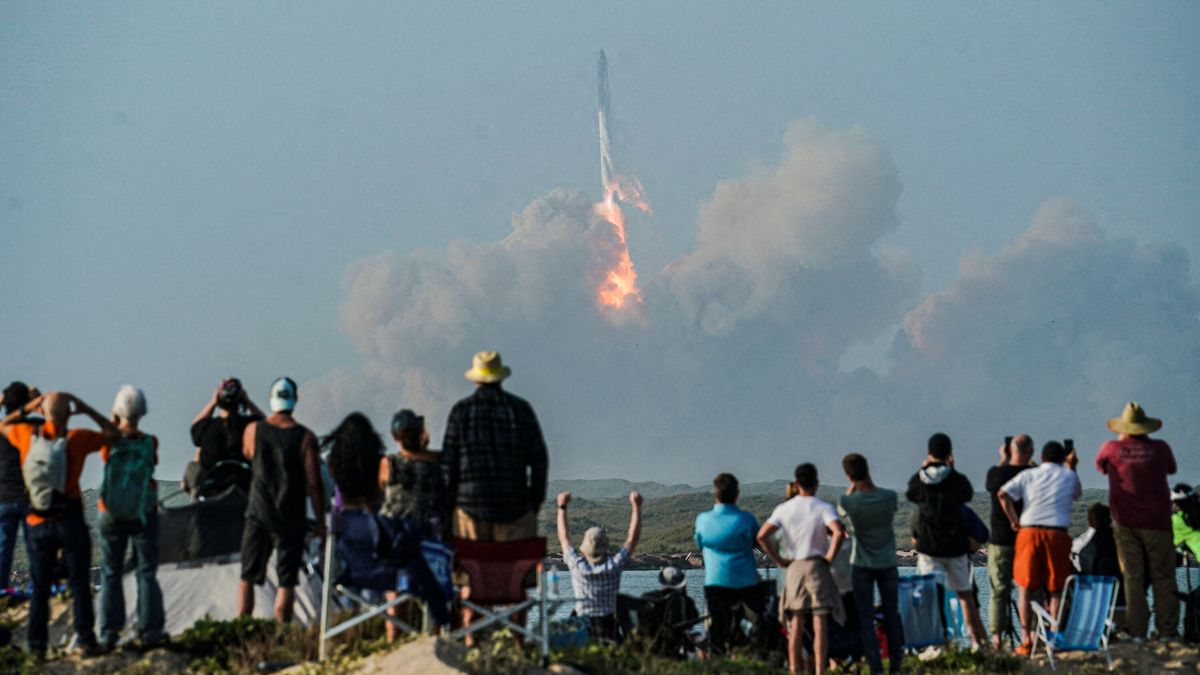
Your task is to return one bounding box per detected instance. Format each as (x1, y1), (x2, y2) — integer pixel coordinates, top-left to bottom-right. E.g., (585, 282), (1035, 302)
(837, 488), (899, 569)
(694, 503), (760, 589)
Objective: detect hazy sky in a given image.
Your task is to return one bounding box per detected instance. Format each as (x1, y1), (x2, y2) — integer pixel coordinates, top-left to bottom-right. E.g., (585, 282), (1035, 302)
(2, 3), (1198, 490)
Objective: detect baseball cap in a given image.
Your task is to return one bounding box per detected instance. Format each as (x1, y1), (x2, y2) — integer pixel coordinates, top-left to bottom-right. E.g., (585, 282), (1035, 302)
(269, 377), (297, 413)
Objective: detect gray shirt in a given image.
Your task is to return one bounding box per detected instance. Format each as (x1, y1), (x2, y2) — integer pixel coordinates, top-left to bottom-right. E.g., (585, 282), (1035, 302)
(837, 488), (899, 569)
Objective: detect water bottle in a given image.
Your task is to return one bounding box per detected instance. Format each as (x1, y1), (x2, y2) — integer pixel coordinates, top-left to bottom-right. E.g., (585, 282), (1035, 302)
(547, 564), (559, 599)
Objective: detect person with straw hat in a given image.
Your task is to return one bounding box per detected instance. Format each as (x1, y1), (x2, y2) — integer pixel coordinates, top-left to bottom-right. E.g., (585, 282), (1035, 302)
(1095, 402), (1179, 641)
(442, 351), (549, 628)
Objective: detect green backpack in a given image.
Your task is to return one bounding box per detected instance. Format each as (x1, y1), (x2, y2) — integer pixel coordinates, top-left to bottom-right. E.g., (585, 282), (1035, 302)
(100, 435), (155, 524)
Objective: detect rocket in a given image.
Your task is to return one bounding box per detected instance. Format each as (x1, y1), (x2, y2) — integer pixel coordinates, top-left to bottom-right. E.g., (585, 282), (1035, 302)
(597, 50), (615, 192)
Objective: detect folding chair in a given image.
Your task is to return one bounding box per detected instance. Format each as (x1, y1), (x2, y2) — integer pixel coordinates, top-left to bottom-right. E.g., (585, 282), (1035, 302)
(447, 537), (559, 657)
(318, 510), (450, 660)
(1030, 574), (1118, 671)
(898, 573), (948, 650)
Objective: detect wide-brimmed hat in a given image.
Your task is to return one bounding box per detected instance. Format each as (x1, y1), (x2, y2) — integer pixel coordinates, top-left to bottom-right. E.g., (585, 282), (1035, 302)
(579, 527), (609, 564)
(1107, 402), (1161, 435)
(464, 350), (511, 384)
(658, 565), (687, 589)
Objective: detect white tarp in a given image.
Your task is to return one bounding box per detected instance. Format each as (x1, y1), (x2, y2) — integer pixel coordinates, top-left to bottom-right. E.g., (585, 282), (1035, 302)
(116, 553), (324, 639)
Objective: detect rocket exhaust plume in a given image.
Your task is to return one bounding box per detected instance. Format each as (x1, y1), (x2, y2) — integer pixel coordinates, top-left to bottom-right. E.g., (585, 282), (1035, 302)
(594, 50), (650, 310)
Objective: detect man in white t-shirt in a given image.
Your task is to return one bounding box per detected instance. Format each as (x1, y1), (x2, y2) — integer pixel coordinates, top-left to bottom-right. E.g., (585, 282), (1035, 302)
(758, 463), (846, 675)
(998, 440), (1081, 655)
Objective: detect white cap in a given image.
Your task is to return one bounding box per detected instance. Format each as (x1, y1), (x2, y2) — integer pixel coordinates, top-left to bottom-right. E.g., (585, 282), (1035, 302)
(112, 385), (147, 421)
(269, 377), (297, 413)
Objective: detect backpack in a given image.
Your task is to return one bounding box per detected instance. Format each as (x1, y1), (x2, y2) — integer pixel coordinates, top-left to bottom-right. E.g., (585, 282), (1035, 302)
(100, 435), (155, 524)
(23, 430), (69, 516)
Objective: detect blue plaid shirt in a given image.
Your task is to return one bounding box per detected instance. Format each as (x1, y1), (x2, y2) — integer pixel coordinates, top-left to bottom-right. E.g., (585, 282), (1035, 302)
(564, 545), (630, 617)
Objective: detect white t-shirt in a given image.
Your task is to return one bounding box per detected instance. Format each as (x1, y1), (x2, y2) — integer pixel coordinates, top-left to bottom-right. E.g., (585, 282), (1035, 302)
(1000, 462), (1082, 529)
(766, 495), (840, 560)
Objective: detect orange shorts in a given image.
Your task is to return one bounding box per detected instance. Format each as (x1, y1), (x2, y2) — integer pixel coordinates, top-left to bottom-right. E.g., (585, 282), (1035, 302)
(1013, 526), (1072, 592)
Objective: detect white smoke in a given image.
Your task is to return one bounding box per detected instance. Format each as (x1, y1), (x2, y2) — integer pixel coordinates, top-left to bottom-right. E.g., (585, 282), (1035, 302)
(308, 122), (1200, 488)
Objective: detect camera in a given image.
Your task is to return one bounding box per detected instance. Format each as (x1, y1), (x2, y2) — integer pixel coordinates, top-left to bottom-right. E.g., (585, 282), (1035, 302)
(1003, 435), (1013, 459)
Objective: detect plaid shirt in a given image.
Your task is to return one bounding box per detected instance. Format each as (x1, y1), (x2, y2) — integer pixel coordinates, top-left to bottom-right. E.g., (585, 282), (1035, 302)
(441, 384), (549, 523)
(564, 546), (630, 617)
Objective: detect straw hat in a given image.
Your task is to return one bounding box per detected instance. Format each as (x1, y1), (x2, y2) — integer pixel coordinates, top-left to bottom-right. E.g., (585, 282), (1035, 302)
(464, 350), (511, 384)
(1107, 402), (1162, 435)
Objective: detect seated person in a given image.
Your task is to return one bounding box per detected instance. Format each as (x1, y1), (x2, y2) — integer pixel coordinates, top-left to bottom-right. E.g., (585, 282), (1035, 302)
(187, 378), (261, 497)
(556, 490), (643, 642)
(634, 566), (701, 657)
(324, 412), (448, 633)
(1172, 484), (1200, 559)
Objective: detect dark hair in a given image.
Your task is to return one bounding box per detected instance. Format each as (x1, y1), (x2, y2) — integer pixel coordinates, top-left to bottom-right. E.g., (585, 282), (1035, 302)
(1041, 441), (1067, 464)
(1174, 483), (1200, 530)
(713, 473), (739, 504)
(928, 433), (952, 460)
(2, 382), (30, 414)
(323, 412), (384, 503)
(794, 463), (818, 492)
(1087, 503), (1112, 530)
(842, 453), (870, 482)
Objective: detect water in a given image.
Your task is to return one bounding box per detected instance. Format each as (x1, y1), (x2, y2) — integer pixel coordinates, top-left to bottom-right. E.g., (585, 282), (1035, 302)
(538, 565), (1200, 629)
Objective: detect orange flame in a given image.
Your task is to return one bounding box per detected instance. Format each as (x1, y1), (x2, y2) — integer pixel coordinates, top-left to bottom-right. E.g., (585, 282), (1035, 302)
(594, 189), (641, 309)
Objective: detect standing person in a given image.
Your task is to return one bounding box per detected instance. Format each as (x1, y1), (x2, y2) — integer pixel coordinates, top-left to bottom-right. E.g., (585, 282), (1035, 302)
(555, 490), (642, 642)
(1171, 484), (1200, 559)
(984, 434), (1033, 649)
(238, 377), (326, 623)
(905, 433), (987, 649)
(0, 391), (116, 658)
(837, 454), (902, 675)
(188, 378), (263, 497)
(442, 351), (548, 628)
(97, 386), (165, 651)
(757, 463), (846, 675)
(998, 441), (1082, 655)
(1095, 402), (1179, 641)
(693, 473), (761, 655)
(0, 382), (33, 588)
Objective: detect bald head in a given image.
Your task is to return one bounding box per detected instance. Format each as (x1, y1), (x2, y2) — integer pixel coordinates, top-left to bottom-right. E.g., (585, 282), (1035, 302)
(41, 392), (69, 430)
(1010, 434), (1034, 464)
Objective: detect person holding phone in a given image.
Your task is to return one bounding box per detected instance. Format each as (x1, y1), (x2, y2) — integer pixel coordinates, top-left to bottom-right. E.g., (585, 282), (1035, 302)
(984, 434), (1034, 649)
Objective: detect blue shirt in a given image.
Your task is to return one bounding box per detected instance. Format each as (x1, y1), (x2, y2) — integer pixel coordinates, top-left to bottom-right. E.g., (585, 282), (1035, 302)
(694, 503), (759, 589)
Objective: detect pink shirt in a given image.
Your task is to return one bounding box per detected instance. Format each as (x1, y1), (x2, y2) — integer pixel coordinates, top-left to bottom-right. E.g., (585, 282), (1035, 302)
(1095, 437), (1176, 531)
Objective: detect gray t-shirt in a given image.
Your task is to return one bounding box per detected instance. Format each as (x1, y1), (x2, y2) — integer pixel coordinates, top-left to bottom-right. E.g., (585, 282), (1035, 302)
(837, 488), (899, 569)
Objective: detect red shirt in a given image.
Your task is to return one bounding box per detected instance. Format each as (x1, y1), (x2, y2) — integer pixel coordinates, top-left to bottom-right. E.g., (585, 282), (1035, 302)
(1095, 436), (1176, 531)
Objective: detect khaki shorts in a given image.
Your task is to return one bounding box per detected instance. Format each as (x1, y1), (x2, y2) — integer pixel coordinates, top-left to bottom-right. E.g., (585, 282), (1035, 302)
(451, 508), (538, 541)
(451, 508), (538, 587)
(916, 553), (972, 593)
(782, 558), (845, 626)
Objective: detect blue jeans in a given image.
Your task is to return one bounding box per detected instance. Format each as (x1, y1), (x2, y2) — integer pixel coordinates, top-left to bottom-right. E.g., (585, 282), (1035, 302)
(26, 505), (95, 651)
(0, 500), (26, 588)
(851, 565), (904, 674)
(98, 511), (165, 645)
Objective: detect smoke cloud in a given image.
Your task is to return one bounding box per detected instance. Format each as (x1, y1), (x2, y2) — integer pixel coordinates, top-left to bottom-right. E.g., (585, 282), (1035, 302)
(307, 121), (1200, 488)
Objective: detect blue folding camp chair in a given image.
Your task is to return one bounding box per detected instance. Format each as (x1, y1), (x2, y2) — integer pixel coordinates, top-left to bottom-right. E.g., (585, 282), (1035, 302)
(898, 574), (947, 649)
(1030, 574), (1118, 671)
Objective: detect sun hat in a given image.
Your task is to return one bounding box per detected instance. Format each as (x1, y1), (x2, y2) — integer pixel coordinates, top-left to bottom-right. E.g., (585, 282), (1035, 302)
(391, 409), (424, 436)
(269, 377), (298, 413)
(464, 350), (511, 384)
(1106, 402), (1162, 435)
(579, 527), (609, 564)
(112, 385), (147, 421)
(658, 565), (687, 589)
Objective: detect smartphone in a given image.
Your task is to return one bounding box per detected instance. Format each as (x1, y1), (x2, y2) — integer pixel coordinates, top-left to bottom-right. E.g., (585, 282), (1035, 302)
(1004, 435), (1013, 458)
(1064, 438), (1074, 453)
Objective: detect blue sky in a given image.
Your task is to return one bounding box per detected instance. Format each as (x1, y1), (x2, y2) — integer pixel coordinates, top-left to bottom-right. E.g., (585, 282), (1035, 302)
(2, 3), (1197, 487)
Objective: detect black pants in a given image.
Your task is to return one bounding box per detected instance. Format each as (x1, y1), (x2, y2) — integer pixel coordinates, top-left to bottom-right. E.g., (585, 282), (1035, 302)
(27, 506), (95, 651)
(704, 584), (762, 655)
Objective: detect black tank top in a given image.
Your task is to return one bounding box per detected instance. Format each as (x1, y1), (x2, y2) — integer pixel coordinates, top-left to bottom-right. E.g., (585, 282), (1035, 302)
(246, 423), (308, 534)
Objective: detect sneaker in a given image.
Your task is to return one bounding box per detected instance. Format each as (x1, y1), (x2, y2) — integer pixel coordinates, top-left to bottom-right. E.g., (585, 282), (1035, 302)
(137, 634), (170, 652)
(1015, 641), (1033, 656)
(1156, 633), (1180, 643)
